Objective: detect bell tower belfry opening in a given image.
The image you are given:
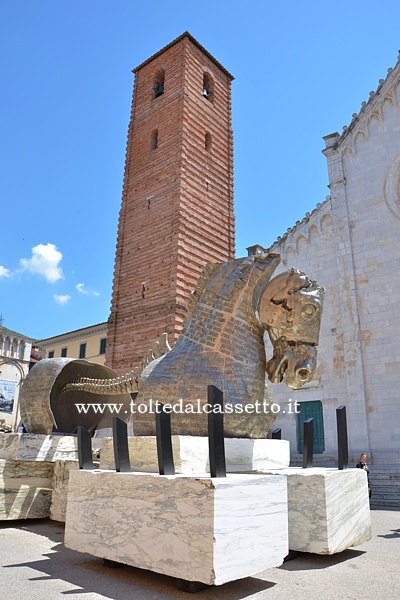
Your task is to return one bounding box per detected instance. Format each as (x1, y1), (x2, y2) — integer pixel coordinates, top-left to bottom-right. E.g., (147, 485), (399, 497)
(106, 32), (235, 372)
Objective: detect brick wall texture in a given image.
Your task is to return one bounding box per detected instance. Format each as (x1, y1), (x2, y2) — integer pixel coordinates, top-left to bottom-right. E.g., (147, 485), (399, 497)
(106, 34), (235, 373)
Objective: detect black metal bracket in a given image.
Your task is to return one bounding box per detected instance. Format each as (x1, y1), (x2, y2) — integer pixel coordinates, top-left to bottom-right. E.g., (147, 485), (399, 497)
(77, 426), (94, 470)
(336, 405), (348, 470)
(302, 418), (314, 468)
(112, 417), (131, 472)
(155, 402), (175, 475)
(208, 385), (226, 477)
(271, 427), (282, 439)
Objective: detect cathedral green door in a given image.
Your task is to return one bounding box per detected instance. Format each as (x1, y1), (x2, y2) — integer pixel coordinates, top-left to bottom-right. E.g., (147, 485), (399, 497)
(297, 400), (325, 454)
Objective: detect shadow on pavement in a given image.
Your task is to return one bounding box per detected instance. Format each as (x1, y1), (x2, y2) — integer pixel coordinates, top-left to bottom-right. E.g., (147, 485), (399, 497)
(1, 519), (276, 599)
(377, 528), (400, 539)
(279, 548), (366, 571)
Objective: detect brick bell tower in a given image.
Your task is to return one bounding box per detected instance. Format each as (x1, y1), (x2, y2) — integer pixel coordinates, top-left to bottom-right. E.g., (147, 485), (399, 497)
(106, 32), (235, 373)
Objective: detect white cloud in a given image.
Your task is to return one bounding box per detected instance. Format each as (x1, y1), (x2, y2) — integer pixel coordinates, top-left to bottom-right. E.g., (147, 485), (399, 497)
(76, 283), (100, 296)
(20, 243), (63, 283)
(0, 266), (11, 278)
(54, 294), (71, 305)
(76, 283), (88, 295)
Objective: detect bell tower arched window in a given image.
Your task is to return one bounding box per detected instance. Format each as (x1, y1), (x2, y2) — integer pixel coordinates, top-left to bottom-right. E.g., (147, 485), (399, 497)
(150, 129), (158, 150)
(205, 132), (212, 152)
(153, 70), (165, 98)
(203, 73), (214, 102)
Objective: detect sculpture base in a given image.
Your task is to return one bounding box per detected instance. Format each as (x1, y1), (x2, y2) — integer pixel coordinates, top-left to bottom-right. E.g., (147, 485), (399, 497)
(65, 470), (288, 585)
(0, 434), (81, 521)
(99, 435), (290, 473)
(264, 467), (371, 554)
(0, 433), (78, 461)
(0, 459), (53, 520)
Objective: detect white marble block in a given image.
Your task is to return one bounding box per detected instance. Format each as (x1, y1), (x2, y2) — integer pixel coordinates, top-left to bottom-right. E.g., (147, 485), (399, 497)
(264, 467), (371, 554)
(0, 433), (78, 462)
(99, 435), (290, 473)
(0, 459), (54, 520)
(65, 471), (288, 585)
(50, 459), (80, 522)
(225, 438), (290, 471)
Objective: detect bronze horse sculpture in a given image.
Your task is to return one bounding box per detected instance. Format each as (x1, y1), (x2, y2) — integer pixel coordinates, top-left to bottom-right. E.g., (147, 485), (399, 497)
(19, 254), (324, 438)
(131, 253), (324, 437)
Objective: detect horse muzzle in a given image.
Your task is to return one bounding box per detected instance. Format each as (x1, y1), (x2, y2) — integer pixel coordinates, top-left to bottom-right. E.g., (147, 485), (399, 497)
(266, 342), (317, 389)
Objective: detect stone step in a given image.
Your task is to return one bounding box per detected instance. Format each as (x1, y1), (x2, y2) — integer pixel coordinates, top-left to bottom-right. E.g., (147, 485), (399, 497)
(370, 499), (400, 509)
(369, 480), (400, 488)
(289, 454), (337, 467)
(371, 485), (400, 500)
(369, 477), (400, 484)
(368, 464), (399, 468)
(369, 479), (400, 487)
(371, 474), (400, 478)
(369, 472), (400, 478)
(371, 491), (400, 500)
(368, 469), (400, 508)
(370, 470), (400, 475)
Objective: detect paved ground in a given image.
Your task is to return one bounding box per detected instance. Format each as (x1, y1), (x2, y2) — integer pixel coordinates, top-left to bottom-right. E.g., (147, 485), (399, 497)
(0, 509), (399, 600)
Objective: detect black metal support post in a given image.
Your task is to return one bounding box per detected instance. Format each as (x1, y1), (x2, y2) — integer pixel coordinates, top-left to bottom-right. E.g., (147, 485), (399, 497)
(77, 426), (94, 470)
(302, 418), (314, 468)
(336, 405), (348, 470)
(155, 402), (175, 475)
(112, 417), (131, 473)
(271, 428), (282, 440)
(208, 385), (226, 477)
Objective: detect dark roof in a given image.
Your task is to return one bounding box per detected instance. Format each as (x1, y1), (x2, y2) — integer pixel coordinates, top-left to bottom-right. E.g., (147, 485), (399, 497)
(0, 325), (34, 341)
(133, 32), (234, 81)
(30, 348), (43, 362)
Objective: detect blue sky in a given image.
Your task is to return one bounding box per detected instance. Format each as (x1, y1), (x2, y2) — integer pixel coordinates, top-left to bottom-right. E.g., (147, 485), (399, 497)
(1, 0), (400, 340)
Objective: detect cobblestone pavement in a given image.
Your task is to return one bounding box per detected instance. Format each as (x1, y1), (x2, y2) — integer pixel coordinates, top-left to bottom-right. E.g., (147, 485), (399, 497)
(0, 509), (399, 600)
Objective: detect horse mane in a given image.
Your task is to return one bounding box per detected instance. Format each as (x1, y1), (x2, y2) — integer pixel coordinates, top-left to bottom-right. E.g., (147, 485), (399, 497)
(181, 262), (222, 332)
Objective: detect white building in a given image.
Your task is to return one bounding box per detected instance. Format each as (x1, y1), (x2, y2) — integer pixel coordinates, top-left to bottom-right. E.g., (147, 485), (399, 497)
(260, 52), (400, 465)
(0, 325), (33, 431)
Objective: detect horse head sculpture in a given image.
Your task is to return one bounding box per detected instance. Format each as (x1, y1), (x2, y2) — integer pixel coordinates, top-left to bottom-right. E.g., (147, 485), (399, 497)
(258, 268), (324, 389)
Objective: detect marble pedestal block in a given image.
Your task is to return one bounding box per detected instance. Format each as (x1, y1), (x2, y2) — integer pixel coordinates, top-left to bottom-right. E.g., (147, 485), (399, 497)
(264, 467), (371, 554)
(65, 471), (288, 585)
(50, 459), (80, 522)
(0, 434), (82, 520)
(0, 459), (54, 520)
(0, 433), (78, 461)
(99, 435), (290, 473)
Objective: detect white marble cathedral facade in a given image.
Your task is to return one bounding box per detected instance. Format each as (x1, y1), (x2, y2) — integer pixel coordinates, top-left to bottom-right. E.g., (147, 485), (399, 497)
(262, 52), (400, 465)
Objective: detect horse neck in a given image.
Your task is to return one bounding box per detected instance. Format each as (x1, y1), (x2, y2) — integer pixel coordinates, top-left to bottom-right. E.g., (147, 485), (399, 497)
(183, 283), (266, 359)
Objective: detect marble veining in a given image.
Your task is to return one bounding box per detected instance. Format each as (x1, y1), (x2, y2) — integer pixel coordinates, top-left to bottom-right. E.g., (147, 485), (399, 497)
(0, 459), (54, 488)
(0, 433), (78, 462)
(0, 459), (54, 520)
(50, 459), (79, 522)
